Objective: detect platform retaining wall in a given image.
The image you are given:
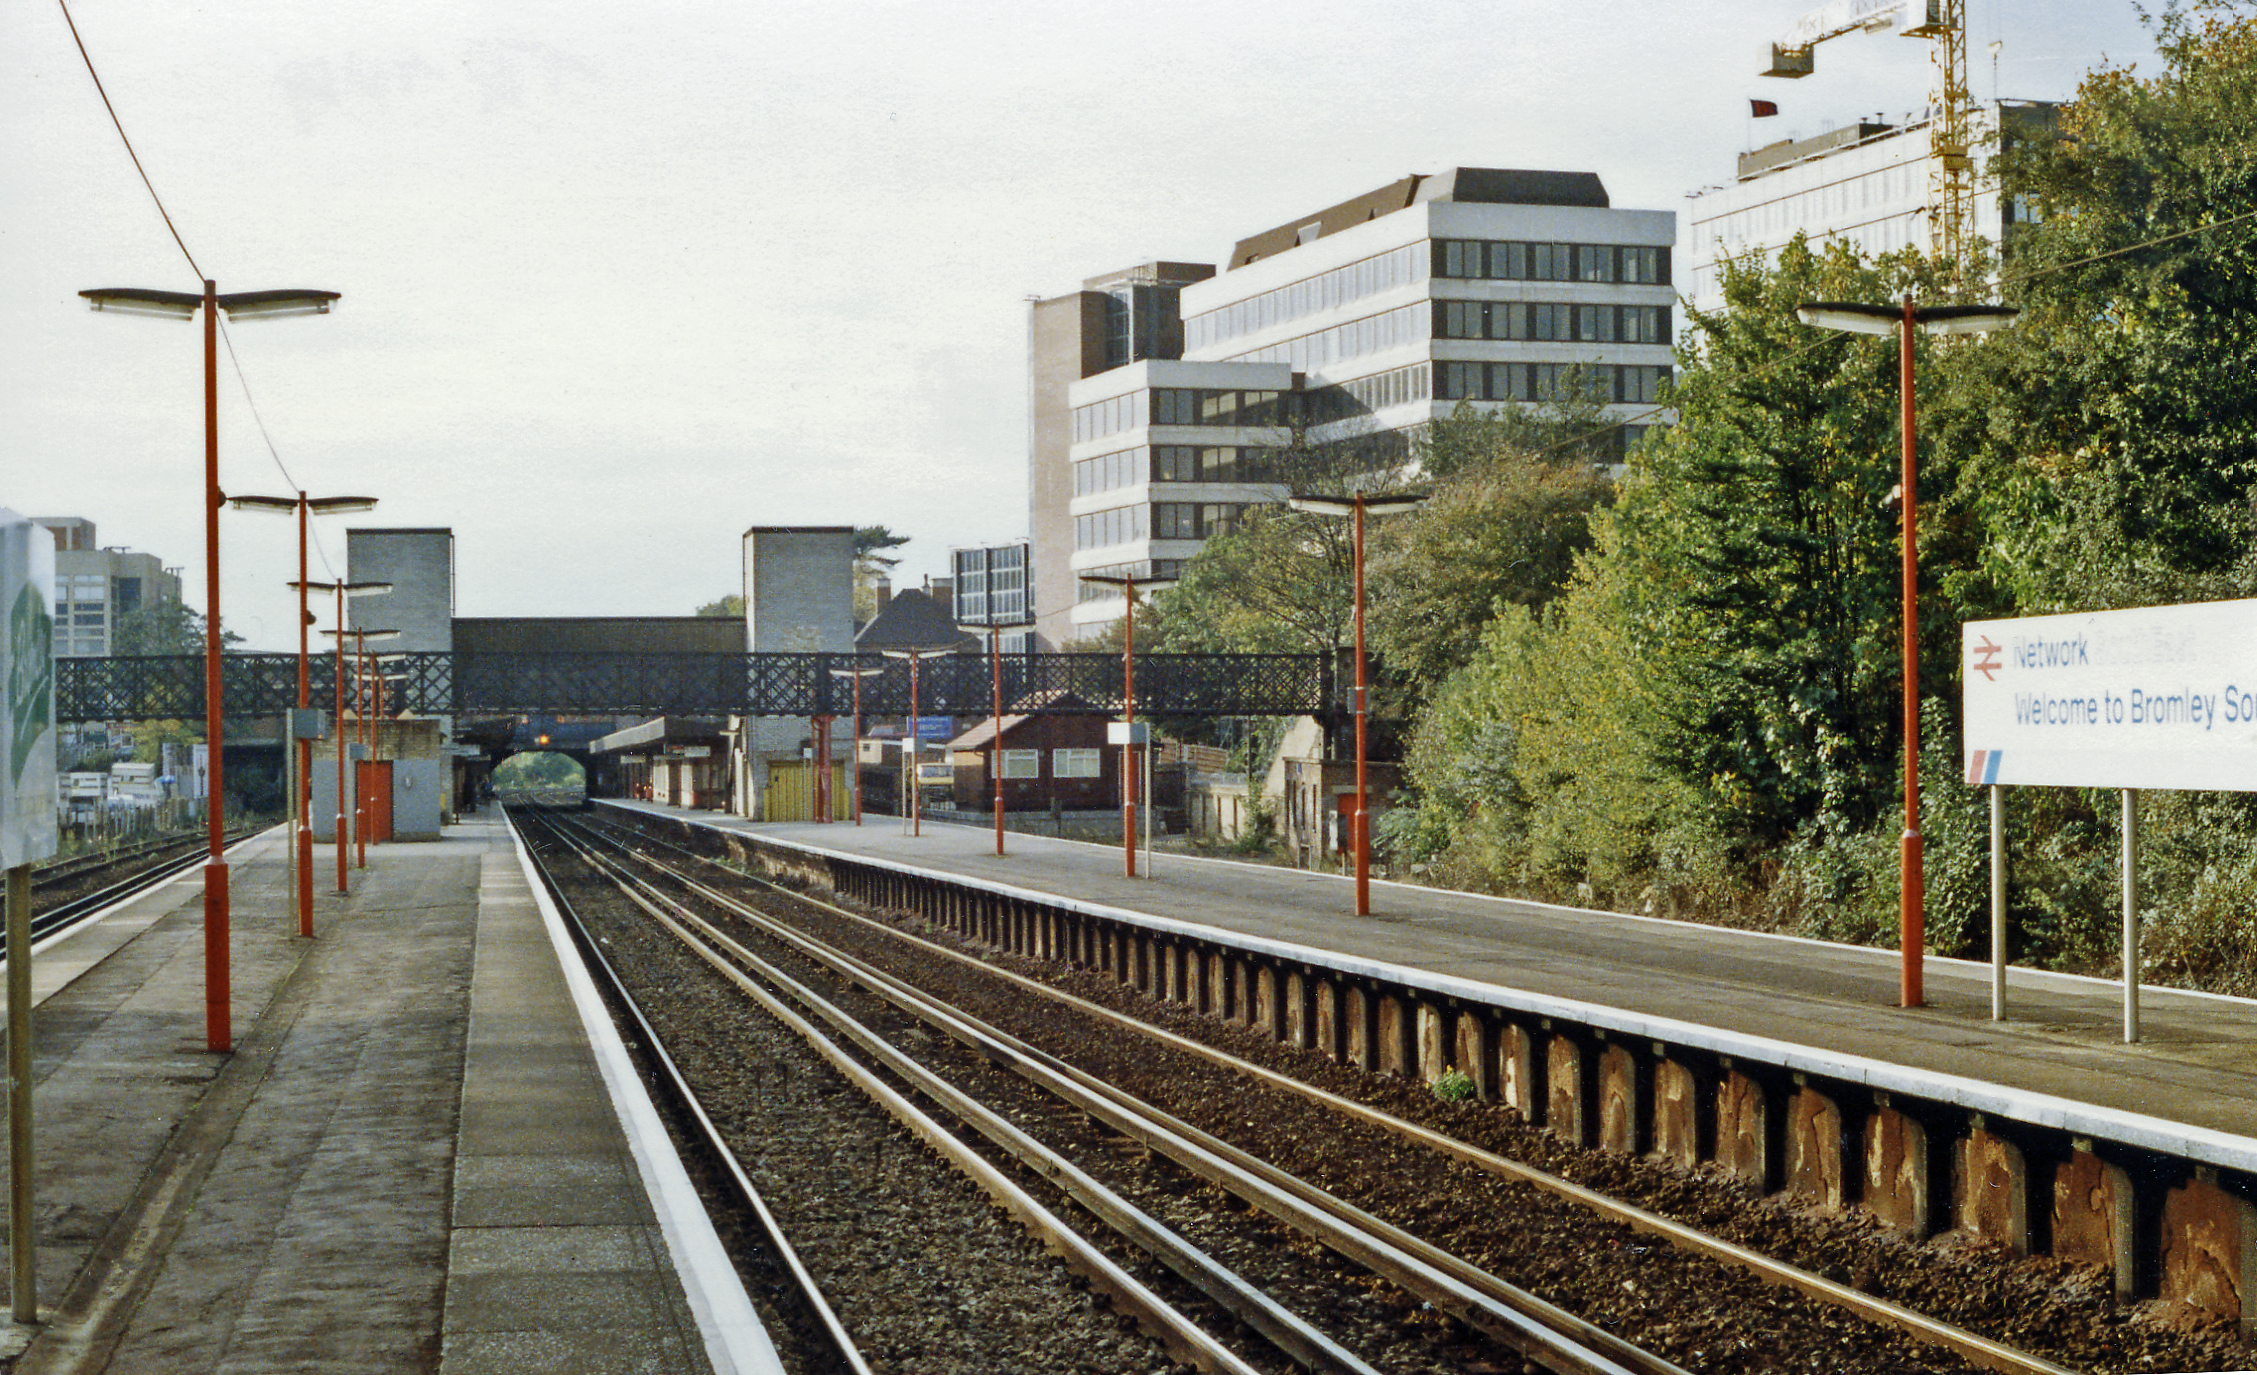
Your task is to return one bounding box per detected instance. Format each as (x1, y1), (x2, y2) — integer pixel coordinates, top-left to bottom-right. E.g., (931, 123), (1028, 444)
(620, 806), (2257, 1336)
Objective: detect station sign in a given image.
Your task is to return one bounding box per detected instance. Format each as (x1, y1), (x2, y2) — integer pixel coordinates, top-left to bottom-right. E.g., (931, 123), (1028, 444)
(1962, 598), (2257, 791)
(912, 715), (954, 740)
(1, 510), (58, 868)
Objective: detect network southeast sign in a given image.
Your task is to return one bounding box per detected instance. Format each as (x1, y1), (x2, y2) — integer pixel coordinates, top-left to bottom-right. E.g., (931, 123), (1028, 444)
(1962, 598), (2257, 792)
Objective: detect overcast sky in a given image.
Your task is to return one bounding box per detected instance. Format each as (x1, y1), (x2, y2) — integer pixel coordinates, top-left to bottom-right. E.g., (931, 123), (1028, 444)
(2, 0), (2157, 651)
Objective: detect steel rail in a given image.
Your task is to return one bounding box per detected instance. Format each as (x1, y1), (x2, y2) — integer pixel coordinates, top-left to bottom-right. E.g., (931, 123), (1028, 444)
(584, 808), (2080, 1375)
(509, 816), (869, 1375)
(6, 827), (260, 960)
(532, 816), (1278, 1375)
(559, 815), (1679, 1375)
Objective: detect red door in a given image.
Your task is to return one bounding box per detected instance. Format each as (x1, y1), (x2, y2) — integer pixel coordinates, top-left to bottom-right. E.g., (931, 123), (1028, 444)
(357, 761), (395, 843)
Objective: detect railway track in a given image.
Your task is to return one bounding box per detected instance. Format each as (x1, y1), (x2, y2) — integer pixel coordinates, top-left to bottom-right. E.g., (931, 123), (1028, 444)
(519, 806), (2133, 1374)
(9, 827), (260, 959)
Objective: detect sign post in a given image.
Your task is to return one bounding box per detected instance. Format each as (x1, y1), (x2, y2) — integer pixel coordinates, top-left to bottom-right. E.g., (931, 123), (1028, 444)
(2, 511), (59, 1325)
(1963, 597), (2257, 1041)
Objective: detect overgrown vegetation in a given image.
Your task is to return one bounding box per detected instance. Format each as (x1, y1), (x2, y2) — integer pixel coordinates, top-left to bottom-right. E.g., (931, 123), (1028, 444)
(1167, 6), (2257, 995)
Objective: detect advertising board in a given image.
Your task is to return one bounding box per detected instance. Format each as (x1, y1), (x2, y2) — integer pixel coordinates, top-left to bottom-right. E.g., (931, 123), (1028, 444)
(1, 511), (59, 868)
(1961, 598), (2257, 792)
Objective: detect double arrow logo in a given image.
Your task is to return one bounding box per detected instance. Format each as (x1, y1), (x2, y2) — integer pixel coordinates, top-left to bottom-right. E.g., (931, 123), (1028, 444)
(1970, 635), (2003, 682)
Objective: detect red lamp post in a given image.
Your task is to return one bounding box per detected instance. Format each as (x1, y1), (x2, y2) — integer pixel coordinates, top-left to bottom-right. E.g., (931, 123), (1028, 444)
(828, 665), (884, 824)
(1078, 573), (1175, 879)
(81, 282), (340, 1053)
(1287, 492), (1427, 916)
(322, 626), (399, 871)
(1797, 296), (2019, 1009)
(956, 625), (1012, 856)
(880, 647), (954, 837)
(296, 584), (390, 895)
(235, 496), (376, 937)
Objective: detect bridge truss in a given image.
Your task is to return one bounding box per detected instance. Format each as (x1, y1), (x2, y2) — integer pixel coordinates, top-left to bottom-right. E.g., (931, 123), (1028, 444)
(55, 651), (1333, 724)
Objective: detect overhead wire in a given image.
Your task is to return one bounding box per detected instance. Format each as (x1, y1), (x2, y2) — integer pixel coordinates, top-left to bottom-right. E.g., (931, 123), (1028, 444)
(61, 0), (346, 583)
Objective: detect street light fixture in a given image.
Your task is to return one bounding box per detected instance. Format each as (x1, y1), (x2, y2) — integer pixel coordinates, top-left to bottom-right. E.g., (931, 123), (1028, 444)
(1078, 572), (1176, 878)
(80, 281), (340, 1054)
(880, 647), (957, 837)
(827, 665), (885, 825)
(237, 495), (377, 937)
(1287, 491), (1429, 916)
(322, 626), (399, 869)
(295, 582), (390, 894)
(1796, 294), (2018, 1009)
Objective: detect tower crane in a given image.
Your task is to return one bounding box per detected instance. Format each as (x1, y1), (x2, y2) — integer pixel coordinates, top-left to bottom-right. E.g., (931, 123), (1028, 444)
(1761, 0), (1974, 281)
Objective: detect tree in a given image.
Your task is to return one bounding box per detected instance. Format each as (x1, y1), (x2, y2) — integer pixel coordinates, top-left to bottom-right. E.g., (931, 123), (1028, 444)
(1367, 402), (1614, 695)
(1147, 505), (1354, 656)
(111, 599), (241, 655)
(854, 525), (911, 621)
(694, 594), (745, 618)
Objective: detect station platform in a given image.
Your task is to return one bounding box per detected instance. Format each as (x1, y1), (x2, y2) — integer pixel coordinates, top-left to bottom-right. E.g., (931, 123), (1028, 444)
(609, 800), (2257, 1164)
(1, 813), (769, 1375)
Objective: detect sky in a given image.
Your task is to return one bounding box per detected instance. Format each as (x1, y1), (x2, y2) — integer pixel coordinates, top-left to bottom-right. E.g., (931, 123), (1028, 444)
(1, 0), (2162, 652)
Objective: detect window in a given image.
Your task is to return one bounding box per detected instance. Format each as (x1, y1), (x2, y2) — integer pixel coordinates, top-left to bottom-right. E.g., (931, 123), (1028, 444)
(992, 749), (1040, 779)
(1154, 389), (1198, 426)
(1072, 391), (1148, 443)
(1184, 244), (1420, 350)
(1074, 505), (1146, 550)
(1074, 447), (1146, 496)
(1153, 503), (1247, 540)
(1432, 239), (1671, 286)
(1054, 748), (1102, 778)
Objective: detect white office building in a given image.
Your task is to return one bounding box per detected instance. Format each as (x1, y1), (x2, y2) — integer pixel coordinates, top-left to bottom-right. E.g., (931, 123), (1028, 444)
(1037, 167), (1677, 641)
(1684, 100), (2055, 316)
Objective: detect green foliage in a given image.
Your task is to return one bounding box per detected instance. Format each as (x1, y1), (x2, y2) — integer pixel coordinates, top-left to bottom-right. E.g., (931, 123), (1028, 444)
(1429, 1066), (1476, 1103)
(112, 600), (240, 656)
(695, 594), (744, 618)
(1368, 402), (1613, 693)
(1148, 504), (1353, 656)
(495, 751), (585, 789)
(131, 719), (202, 765)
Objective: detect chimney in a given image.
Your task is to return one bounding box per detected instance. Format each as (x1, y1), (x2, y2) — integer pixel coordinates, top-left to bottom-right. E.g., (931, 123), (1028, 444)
(874, 574), (892, 607)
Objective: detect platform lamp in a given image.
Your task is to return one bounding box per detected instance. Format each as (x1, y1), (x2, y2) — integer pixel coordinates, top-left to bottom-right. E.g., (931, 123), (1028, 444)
(827, 664), (885, 825)
(295, 584), (390, 895)
(235, 495), (377, 937)
(1796, 296), (2018, 1009)
(879, 646), (956, 838)
(80, 282), (340, 1055)
(955, 622), (1011, 857)
(1077, 572), (1175, 879)
(322, 626), (399, 870)
(1286, 490), (1428, 917)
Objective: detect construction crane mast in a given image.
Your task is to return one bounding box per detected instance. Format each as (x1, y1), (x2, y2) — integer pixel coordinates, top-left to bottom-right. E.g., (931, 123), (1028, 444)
(1761, 0), (1974, 281)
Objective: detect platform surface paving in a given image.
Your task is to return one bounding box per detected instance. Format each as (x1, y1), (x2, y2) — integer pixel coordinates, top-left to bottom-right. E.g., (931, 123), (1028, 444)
(1, 815), (716, 1375)
(619, 802), (2257, 1149)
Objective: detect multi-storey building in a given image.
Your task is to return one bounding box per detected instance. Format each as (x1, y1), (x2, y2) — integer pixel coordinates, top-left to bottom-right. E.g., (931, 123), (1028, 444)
(1028, 168), (1677, 643)
(1684, 100), (2057, 316)
(33, 517), (183, 657)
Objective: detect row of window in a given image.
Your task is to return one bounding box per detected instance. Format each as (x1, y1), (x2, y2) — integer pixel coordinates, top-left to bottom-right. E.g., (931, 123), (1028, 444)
(1154, 502), (1250, 541)
(1436, 361), (1672, 405)
(1436, 240), (1669, 285)
(1185, 243), (1421, 351)
(1302, 364), (1433, 422)
(1435, 300), (1670, 345)
(1222, 304), (1422, 371)
(1075, 446), (1284, 496)
(952, 544), (1028, 625)
(984, 748), (1102, 780)
(1074, 388), (1294, 443)
(1074, 504), (1145, 551)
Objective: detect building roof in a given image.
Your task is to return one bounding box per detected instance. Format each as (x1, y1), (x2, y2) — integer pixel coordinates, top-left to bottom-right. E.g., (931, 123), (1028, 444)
(1230, 167), (1612, 267)
(945, 690), (1103, 750)
(853, 588), (977, 652)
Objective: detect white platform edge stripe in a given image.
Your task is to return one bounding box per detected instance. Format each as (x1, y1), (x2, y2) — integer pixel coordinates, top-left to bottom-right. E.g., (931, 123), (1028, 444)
(701, 815), (2257, 1177)
(508, 823), (785, 1375)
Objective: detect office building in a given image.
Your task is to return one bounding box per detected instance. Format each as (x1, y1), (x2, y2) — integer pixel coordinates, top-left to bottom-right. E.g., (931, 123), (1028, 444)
(33, 517), (184, 657)
(1028, 169), (1677, 643)
(1684, 100), (2057, 316)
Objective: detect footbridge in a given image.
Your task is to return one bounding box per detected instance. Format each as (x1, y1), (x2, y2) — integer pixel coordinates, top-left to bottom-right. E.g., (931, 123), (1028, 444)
(54, 650), (1332, 724)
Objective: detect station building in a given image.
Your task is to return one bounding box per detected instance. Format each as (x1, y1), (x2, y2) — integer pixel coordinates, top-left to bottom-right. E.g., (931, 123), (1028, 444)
(1028, 168), (1677, 645)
